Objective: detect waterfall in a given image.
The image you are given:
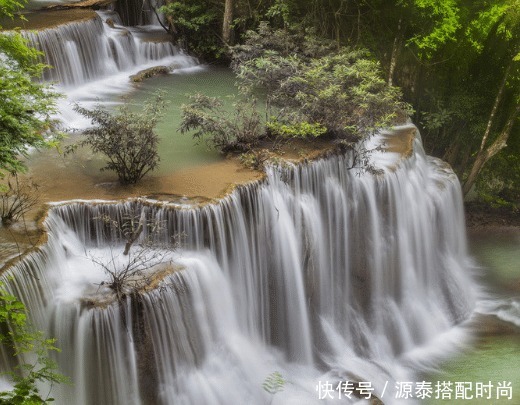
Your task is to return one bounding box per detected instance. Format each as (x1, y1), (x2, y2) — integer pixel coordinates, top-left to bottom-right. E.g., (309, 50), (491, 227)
(18, 9), (198, 127)
(0, 127), (477, 404)
(23, 10), (194, 88)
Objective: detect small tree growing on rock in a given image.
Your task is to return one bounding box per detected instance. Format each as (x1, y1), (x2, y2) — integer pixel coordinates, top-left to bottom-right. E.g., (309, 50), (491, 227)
(72, 93), (166, 185)
(89, 210), (179, 301)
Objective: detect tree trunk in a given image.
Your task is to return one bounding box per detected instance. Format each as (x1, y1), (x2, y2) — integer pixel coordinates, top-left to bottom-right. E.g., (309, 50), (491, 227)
(462, 63), (512, 196)
(147, 0), (175, 36)
(123, 210), (146, 256)
(222, 0), (234, 45)
(462, 103), (520, 196)
(477, 64), (511, 154)
(388, 17), (403, 86)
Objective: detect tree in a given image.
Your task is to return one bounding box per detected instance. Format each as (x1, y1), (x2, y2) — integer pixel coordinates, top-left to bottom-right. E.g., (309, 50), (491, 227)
(359, 0), (520, 201)
(461, 0), (520, 195)
(72, 93), (166, 185)
(0, 3), (65, 400)
(0, 0), (59, 179)
(223, 0), (235, 44)
(158, 1), (222, 59)
(180, 24), (411, 161)
(232, 24), (411, 140)
(273, 50), (411, 139)
(398, 0), (461, 59)
(88, 210), (177, 301)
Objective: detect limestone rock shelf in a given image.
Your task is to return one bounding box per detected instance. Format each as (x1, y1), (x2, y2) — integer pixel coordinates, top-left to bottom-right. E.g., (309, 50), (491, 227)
(1, 9), (97, 30)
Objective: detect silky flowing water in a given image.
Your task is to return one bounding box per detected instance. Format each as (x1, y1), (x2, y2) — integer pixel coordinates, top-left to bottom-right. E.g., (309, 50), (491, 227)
(0, 127), (481, 404)
(3, 7), (253, 187)
(1, 6), (511, 404)
(25, 67), (235, 186)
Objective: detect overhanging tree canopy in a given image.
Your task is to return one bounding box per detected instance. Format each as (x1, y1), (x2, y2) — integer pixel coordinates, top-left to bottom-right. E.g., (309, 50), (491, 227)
(0, 0), (59, 178)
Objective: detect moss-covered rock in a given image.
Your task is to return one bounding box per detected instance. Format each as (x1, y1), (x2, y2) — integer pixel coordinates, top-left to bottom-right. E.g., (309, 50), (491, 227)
(130, 66), (170, 82)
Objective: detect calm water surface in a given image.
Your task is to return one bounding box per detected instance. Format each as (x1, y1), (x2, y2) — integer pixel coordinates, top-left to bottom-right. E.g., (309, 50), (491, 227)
(126, 66), (238, 174)
(26, 66), (237, 179)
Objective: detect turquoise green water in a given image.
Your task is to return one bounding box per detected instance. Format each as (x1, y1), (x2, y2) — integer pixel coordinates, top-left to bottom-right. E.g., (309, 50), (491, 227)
(126, 67), (238, 174)
(470, 231), (520, 293)
(427, 336), (520, 404)
(22, 66), (239, 197)
(427, 229), (520, 404)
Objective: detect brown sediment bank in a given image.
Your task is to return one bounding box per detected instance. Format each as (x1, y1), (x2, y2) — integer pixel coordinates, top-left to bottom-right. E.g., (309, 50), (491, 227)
(1, 9), (97, 31)
(0, 223), (45, 269)
(0, 155), (263, 270)
(471, 314), (520, 337)
(44, 0), (114, 10)
(0, 126), (416, 269)
(269, 125), (416, 161)
(6, 127), (414, 207)
(0, 157), (263, 270)
(31, 157), (263, 205)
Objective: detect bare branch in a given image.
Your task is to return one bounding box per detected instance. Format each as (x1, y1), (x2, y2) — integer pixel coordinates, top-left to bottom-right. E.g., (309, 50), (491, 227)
(87, 210), (177, 301)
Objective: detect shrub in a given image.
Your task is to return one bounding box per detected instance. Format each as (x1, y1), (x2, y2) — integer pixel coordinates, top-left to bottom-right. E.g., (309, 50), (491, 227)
(0, 175), (40, 225)
(90, 210), (178, 301)
(72, 93), (166, 185)
(275, 51), (411, 139)
(239, 149), (271, 170)
(266, 120), (327, 138)
(180, 24), (411, 154)
(179, 94), (263, 153)
(233, 25), (412, 140)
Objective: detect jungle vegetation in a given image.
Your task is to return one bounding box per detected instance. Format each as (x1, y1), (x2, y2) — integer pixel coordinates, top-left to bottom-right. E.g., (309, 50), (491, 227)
(165, 0), (520, 209)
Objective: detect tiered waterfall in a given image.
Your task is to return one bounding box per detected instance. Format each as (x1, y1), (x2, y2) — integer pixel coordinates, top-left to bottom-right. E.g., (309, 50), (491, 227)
(0, 129), (477, 404)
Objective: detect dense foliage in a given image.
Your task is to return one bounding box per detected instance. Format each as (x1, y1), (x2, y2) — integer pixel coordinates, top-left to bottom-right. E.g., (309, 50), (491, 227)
(0, 0), (59, 179)
(180, 24), (410, 153)
(0, 6), (65, 402)
(233, 24), (411, 138)
(2, 0), (516, 205)
(175, 0), (519, 208)
(158, 1), (222, 59)
(73, 93), (166, 185)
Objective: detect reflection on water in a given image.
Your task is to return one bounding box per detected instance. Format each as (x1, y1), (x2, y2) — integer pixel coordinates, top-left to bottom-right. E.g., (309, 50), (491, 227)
(125, 67), (238, 174)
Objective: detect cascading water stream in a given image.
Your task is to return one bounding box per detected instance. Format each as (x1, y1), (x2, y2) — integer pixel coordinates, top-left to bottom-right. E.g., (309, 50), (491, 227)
(18, 8), (198, 127)
(24, 10), (189, 88)
(0, 127), (478, 404)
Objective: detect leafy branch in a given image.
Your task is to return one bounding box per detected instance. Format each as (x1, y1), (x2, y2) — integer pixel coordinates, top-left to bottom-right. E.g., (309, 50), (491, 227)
(0, 283), (67, 404)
